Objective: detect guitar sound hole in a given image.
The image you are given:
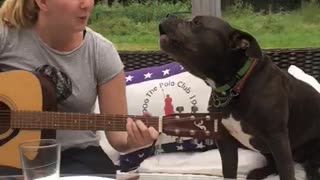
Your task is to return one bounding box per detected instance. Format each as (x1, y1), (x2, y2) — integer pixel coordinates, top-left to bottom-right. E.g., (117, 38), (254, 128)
(0, 102), (11, 134)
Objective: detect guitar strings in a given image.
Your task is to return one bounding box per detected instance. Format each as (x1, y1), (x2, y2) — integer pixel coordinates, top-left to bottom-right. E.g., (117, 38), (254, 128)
(0, 111), (211, 121)
(0, 117), (205, 125)
(0, 115), (206, 121)
(0, 110), (213, 115)
(0, 119), (211, 131)
(0, 110), (213, 130)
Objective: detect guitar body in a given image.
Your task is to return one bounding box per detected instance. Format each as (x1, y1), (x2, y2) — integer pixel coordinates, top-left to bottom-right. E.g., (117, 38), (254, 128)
(0, 70), (57, 170)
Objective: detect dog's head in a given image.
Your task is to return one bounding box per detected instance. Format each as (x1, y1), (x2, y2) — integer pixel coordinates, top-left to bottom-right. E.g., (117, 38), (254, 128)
(159, 15), (262, 85)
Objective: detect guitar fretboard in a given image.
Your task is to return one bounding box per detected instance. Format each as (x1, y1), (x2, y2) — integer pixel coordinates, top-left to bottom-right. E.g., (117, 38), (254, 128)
(10, 111), (160, 131)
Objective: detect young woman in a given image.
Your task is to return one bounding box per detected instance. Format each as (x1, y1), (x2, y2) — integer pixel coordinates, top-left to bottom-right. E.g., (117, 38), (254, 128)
(0, 0), (158, 175)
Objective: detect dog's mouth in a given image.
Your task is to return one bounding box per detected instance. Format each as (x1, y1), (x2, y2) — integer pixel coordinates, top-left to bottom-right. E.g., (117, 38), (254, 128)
(159, 24), (205, 78)
(159, 24), (166, 35)
(159, 25), (182, 52)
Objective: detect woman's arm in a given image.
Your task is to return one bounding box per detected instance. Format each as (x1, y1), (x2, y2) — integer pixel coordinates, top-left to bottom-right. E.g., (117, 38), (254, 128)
(97, 70), (159, 153)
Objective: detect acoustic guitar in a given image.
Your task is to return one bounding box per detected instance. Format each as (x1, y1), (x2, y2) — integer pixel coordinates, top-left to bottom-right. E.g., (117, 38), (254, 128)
(0, 70), (222, 169)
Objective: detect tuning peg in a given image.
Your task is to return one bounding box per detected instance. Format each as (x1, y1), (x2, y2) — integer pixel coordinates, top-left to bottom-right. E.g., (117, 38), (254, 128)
(191, 105), (198, 113)
(175, 137), (183, 144)
(205, 139), (214, 146)
(191, 138), (199, 145)
(176, 106), (184, 113)
(189, 130), (196, 136)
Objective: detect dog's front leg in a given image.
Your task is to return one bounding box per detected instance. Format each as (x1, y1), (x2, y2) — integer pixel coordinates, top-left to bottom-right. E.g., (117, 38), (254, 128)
(266, 132), (296, 180)
(216, 127), (239, 179)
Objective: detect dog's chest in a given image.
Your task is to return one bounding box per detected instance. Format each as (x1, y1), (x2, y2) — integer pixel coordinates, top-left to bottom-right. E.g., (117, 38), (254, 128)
(221, 115), (259, 152)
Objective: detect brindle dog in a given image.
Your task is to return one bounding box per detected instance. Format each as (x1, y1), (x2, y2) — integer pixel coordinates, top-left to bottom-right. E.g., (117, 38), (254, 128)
(159, 15), (320, 180)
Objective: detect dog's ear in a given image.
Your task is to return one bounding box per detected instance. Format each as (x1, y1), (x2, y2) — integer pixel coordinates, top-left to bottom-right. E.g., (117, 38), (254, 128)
(229, 29), (262, 59)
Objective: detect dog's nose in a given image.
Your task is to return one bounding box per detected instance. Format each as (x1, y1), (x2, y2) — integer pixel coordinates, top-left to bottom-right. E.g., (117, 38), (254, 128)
(159, 14), (177, 35)
(159, 24), (166, 35)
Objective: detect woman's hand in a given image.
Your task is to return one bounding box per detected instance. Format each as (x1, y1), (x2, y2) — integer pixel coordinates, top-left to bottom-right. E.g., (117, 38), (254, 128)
(126, 116), (159, 151)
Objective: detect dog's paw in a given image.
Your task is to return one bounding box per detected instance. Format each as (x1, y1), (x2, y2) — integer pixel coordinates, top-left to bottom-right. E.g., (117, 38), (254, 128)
(247, 166), (277, 180)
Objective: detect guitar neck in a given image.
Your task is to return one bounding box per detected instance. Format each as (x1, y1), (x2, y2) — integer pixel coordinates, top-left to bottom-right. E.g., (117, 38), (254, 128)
(10, 110), (160, 131)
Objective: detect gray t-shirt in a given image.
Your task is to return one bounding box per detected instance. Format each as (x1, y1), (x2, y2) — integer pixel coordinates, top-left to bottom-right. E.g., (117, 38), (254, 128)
(0, 24), (124, 150)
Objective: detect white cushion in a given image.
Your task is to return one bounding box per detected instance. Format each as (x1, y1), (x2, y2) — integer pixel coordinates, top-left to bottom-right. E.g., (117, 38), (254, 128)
(98, 64), (316, 179)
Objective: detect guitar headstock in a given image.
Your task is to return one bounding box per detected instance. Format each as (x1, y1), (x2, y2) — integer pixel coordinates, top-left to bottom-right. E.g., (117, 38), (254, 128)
(162, 112), (223, 139)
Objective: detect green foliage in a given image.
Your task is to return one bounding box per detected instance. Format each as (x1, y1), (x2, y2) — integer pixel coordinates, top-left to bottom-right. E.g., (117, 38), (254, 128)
(89, 0), (320, 51)
(299, 0), (320, 24)
(224, 0), (255, 16)
(90, 2), (190, 23)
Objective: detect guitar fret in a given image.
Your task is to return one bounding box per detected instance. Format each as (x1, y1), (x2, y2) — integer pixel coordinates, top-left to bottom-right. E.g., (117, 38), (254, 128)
(91, 114), (95, 130)
(60, 112), (63, 129)
(86, 113), (89, 130)
(44, 112), (47, 128)
(87, 113), (90, 130)
(91, 114), (94, 129)
(39, 112), (42, 128)
(66, 112), (68, 128)
(76, 113), (79, 129)
(79, 114), (83, 130)
(58, 112), (61, 128)
(12, 111), (16, 128)
(112, 114), (115, 130)
(52, 112), (55, 128)
(66, 112), (69, 129)
(41, 112), (43, 128)
(11, 112), (14, 128)
(57, 112), (60, 128)
(63, 112), (66, 129)
(16, 113), (21, 127)
(53, 112), (57, 129)
(42, 111), (45, 129)
(55, 112), (58, 128)
(18, 111), (22, 128)
(86, 114), (92, 129)
(44, 111), (47, 129)
(13, 111), (17, 128)
(88, 113), (91, 130)
(31, 112), (34, 128)
(48, 111), (50, 129)
(105, 116), (108, 128)
(104, 114), (106, 131)
(69, 112), (71, 129)
(18, 113), (22, 129)
(22, 111), (26, 128)
(33, 111), (38, 128)
(78, 113), (82, 130)
(19, 112), (21, 128)
(94, 114), (96, 130)
(77, 113), (80, 129)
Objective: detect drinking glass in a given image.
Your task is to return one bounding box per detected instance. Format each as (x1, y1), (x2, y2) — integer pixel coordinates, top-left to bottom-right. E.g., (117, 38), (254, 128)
(19, 139), (60, 180)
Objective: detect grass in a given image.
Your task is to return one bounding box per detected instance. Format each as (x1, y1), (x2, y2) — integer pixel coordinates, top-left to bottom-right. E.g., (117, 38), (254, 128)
(88, 1), (320, 51)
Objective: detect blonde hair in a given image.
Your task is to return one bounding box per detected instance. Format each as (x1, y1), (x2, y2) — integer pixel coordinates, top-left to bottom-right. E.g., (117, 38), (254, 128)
(0, 0), (39, 28)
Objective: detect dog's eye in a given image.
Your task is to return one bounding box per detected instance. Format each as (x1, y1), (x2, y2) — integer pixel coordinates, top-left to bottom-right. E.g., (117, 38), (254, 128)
(194, 20), (201, 26)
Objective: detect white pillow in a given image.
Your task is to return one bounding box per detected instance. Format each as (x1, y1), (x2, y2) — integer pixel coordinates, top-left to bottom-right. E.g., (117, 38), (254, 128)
(97, 62), (211, 165)
(133, 65), (317, 179)
(98, 64), (317, 180)
(288, 65), (320, 93)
